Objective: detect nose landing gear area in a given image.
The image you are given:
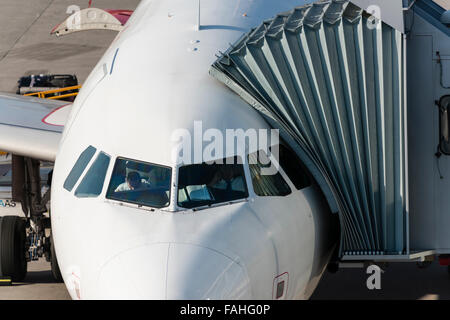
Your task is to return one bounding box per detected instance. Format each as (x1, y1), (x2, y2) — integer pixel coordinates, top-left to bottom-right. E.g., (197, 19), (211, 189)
(0, 215), (68, 299)
(0, 216), (63, 284)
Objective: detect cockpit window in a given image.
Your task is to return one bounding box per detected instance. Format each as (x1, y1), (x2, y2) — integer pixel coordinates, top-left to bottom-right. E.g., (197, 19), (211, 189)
(248, 151), (291, 197)
(177, 156), (248, 209)
(106, 158), (172, 209)
(64, 145), (96, 192)
(272, 144), (311, 190)
(75, 152), (111, 198)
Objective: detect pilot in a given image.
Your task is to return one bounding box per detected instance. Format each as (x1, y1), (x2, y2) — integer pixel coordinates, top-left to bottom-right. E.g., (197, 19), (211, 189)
(207, 165), (244, 192)
(115, 171), (151, 192)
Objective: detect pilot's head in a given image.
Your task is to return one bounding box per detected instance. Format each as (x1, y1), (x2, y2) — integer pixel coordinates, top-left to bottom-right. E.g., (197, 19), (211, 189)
(126, 171), (142, 190)
(219, 166), (234, 182)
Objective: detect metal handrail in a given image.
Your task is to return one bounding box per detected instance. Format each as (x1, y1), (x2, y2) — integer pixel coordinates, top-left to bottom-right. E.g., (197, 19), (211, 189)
(24, 85), (81, 100)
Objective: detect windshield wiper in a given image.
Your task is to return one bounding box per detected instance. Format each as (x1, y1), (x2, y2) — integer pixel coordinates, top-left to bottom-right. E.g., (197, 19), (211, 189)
(191, 198), (248, 212)
(106, 199), (158, 212)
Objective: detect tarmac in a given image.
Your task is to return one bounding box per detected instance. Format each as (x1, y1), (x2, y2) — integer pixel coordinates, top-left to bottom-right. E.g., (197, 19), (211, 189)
(0, 0), (139, 92)
(0, 0), (449, 300)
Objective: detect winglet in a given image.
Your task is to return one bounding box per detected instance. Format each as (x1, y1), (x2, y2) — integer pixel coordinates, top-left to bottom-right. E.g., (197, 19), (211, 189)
(51, 8), (133, 36)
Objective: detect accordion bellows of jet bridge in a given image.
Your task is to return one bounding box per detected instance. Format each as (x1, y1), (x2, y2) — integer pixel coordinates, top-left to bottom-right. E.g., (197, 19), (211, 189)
(211, 0), (407, 256)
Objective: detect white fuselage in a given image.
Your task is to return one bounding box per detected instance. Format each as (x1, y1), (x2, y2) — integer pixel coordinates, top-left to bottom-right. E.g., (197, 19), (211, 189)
(50, 0), (338, 299)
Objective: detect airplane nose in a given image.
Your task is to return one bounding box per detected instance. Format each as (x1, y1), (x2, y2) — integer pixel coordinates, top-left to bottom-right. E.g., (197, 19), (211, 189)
(96, 243), (251, 299)
(166, 243), (251, 299)
(97, 243), (169, 299)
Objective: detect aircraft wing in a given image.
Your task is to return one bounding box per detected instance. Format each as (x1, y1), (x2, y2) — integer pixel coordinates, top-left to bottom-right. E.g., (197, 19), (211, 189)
(0, 93), (72, 162)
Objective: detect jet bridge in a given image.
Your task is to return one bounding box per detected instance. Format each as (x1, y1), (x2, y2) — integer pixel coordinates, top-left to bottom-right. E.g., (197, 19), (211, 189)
(210, 0), (450, 261)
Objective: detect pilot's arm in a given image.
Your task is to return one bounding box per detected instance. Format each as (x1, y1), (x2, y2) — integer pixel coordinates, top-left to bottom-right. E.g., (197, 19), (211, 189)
(115, 182), (129, 192)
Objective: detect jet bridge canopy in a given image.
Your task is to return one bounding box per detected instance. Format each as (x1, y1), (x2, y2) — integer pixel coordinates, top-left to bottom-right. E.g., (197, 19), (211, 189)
(210, 0), (408, 257)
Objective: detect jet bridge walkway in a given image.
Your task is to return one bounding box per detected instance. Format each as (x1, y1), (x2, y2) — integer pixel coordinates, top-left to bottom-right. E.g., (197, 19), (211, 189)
(210, 0), (409, 259)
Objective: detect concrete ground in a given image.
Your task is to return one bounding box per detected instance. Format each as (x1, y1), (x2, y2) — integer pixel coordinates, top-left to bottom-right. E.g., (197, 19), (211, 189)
(0, 0), (140, 93)
(0, 260), (70, 300)
(0, 0), (449, 300)
(312, 261), (450, 300)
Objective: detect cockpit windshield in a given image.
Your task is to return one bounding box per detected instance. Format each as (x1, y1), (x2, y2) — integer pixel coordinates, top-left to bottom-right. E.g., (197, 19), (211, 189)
(177, 156), (249, 209)
(106, 158), (171, 209)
